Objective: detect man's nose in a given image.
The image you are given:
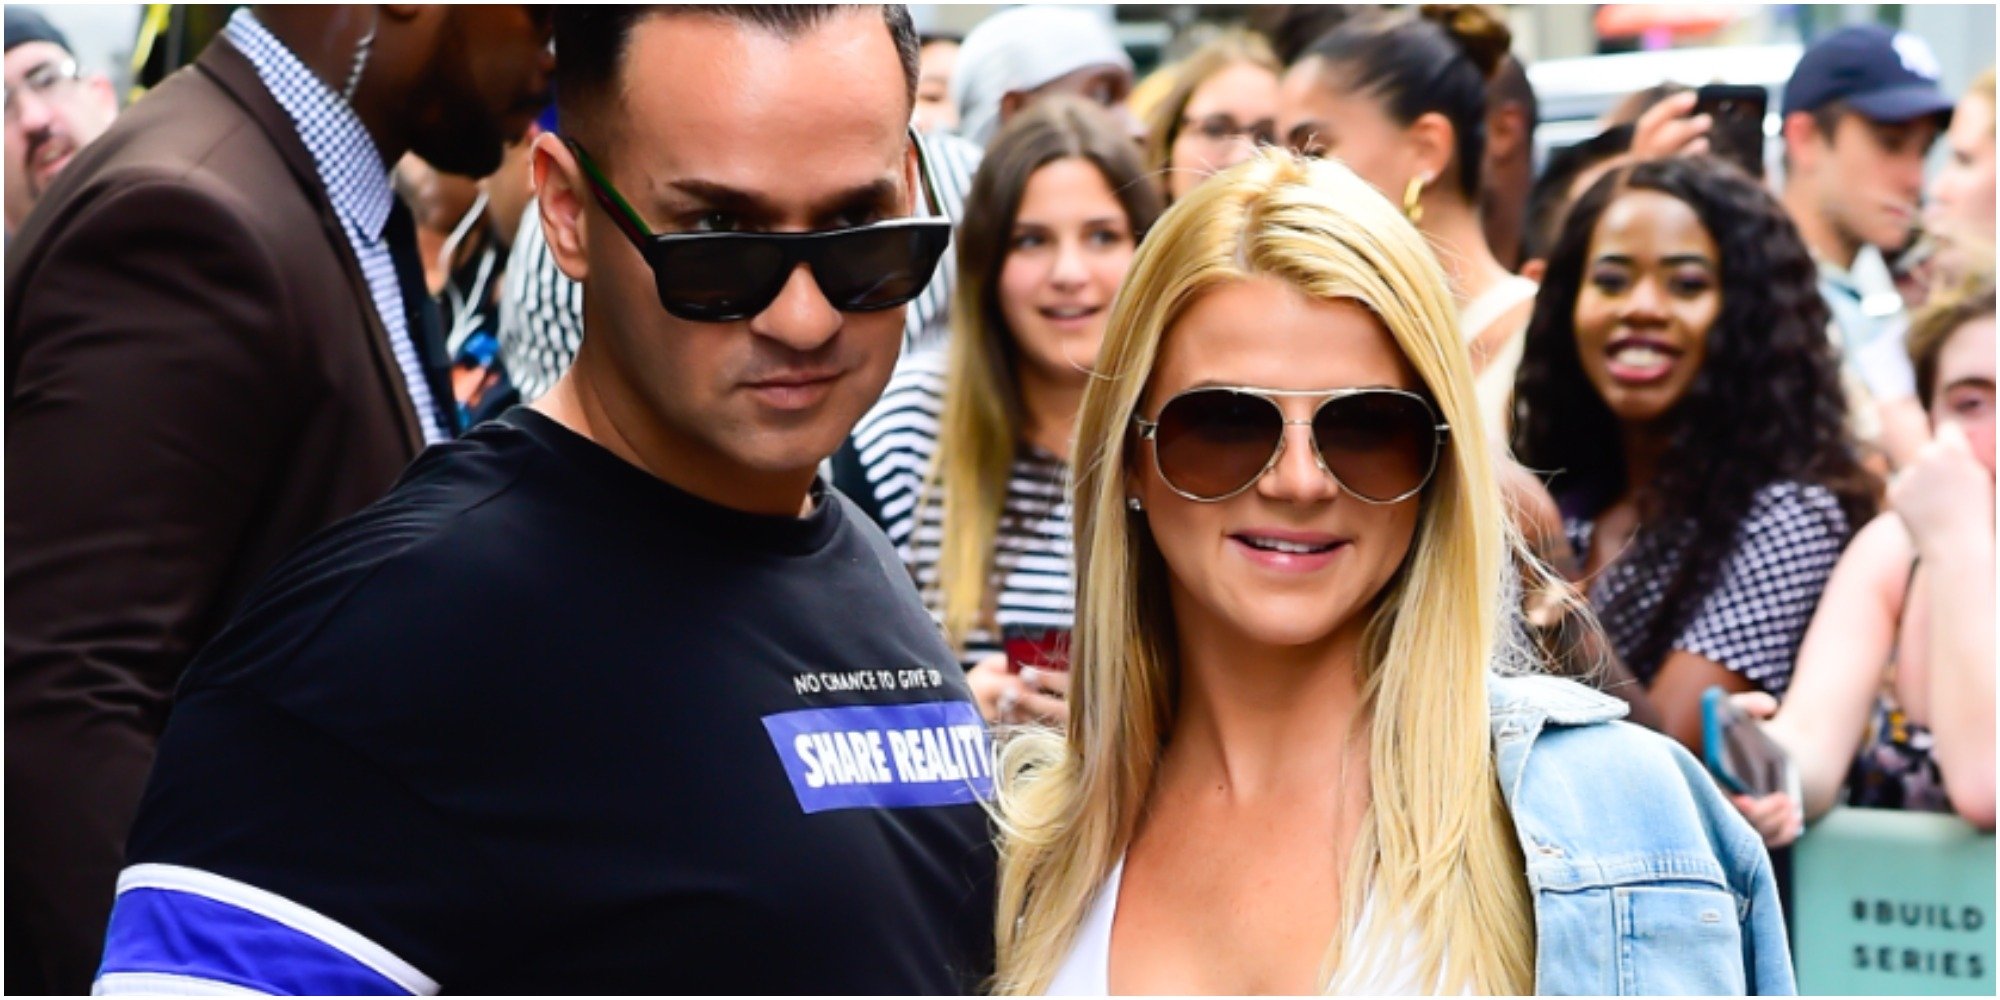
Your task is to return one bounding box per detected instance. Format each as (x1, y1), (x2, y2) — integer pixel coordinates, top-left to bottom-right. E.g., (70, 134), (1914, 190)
(747, 263), (842, 352)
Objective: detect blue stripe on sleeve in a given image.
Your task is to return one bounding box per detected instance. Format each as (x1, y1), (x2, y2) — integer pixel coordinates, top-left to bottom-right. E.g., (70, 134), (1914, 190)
(97, 887), (417, 995)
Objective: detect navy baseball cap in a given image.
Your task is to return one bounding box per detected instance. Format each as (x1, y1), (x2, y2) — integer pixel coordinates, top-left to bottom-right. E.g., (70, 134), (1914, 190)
(1783, 24), (1955, 125)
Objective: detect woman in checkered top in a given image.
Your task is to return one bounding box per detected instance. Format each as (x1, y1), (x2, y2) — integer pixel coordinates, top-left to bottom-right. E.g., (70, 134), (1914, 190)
(1512, 155), (1879, 755)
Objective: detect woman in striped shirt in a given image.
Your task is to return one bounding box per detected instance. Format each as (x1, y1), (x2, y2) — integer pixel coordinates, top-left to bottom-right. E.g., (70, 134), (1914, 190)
(836, 97), (1162, 722)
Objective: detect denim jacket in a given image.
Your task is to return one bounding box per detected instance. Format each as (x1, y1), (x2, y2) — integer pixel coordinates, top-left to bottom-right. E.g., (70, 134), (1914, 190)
(1489, 673), (1797, 996)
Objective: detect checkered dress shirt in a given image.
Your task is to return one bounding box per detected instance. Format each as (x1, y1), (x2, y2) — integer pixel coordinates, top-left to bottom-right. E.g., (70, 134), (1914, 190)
(223, 10), (448, 444)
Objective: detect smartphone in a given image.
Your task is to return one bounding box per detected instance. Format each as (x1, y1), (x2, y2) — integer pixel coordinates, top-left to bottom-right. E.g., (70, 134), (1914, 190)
(1001, 625), (1070, 674)
(1700, 686), (1794, 797)
(1694, 84), (1768, 179)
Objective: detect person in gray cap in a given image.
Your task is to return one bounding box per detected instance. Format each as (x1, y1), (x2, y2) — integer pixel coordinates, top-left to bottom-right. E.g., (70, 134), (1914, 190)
(4, 7), (118, 235)
(949, 4), (1137, 149)
(1780, 23), (1956, 470)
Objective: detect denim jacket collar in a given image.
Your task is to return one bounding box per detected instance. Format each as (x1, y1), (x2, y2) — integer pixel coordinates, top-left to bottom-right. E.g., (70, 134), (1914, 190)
(1488, 672), (1626, 802)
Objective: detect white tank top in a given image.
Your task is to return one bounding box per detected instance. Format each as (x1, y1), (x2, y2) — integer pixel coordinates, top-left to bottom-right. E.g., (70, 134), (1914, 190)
(1044, 856), (1460, 995)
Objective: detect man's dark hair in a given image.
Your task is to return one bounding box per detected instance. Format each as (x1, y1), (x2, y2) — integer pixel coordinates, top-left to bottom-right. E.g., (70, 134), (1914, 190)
(1779, 99), (1850, 175)
(1522, 123), (1633, 263)
(554, 6), (919, 134)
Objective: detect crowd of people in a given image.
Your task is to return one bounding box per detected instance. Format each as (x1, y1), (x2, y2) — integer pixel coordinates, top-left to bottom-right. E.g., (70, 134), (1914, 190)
(4, 3), (1992, 994)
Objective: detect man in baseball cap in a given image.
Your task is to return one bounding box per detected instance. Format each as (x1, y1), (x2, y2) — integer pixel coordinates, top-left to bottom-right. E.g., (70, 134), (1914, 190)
(4, 7), (117, 236)
(1780, 24), (1956, 470)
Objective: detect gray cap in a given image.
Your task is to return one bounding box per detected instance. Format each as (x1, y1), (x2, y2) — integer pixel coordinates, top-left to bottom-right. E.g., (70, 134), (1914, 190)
(5, 8), (72, 55)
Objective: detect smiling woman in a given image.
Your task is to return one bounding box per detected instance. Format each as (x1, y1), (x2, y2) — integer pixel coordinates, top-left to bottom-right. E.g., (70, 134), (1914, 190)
(1512, 155), (1880, 753)
(990, 148), (1796, 996)
(835, 97), (1162, 717)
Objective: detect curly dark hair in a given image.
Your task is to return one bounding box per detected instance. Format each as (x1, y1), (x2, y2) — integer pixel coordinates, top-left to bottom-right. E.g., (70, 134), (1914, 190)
(1511, 156), (1877, 673)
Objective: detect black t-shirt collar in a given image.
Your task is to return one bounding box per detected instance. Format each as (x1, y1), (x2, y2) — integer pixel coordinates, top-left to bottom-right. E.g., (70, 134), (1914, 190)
(499, 407), (842, 557)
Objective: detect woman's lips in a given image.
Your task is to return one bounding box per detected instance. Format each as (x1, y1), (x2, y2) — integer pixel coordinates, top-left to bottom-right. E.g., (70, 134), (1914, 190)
(1227, 531), (1348, 573)
(1603, 338), (1682, 386)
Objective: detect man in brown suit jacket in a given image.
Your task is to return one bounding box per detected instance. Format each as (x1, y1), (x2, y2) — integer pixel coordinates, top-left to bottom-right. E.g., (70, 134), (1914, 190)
(4, 7), (553, 992)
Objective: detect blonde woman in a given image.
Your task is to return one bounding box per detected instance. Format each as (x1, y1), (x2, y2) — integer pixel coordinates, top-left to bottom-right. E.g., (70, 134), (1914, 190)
(992, 151), (1794, 995)
(1141, 28), (1282, 203)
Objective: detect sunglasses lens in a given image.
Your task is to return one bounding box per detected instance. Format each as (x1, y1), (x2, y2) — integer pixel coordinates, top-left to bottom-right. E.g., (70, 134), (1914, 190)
(813, 223), (951, 312)
(651, 238), (790, 322)
(1312, 393), (1439, 501)
(1152, 390), (1283, 500)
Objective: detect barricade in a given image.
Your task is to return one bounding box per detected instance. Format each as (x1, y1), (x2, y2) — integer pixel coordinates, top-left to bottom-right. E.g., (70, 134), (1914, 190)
(1792, 807), (1996, 995)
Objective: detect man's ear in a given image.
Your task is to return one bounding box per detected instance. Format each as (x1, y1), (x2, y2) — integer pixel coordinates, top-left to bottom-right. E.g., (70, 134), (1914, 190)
(83, 73), (118, 114)
(1781, 111), (1827, 177)
(532, 131), (590, 283)
(999, 89), (1030, 128)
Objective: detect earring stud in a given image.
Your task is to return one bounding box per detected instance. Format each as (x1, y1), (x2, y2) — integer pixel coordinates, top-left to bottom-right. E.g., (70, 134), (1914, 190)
(1126, 496), (1144, 512)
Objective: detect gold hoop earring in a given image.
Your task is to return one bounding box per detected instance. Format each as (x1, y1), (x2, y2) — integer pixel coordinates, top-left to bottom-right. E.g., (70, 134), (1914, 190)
(1402, 176), (1426, 225)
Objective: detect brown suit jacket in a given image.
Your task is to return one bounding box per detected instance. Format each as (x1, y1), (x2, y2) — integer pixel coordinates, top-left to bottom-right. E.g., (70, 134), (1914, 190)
(5, 37), (426, 993)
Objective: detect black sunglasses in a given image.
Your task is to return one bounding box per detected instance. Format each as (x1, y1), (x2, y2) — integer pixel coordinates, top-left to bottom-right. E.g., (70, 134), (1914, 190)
(566, 130), (953, 323)
(1134, 386), (1450, 504)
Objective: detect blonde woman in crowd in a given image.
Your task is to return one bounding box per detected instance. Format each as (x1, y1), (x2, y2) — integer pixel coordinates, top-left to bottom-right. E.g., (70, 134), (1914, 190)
(1921, 68), (1996, 291)
(991, 151), (1793, 995)
(1141, 29), (1282, 204)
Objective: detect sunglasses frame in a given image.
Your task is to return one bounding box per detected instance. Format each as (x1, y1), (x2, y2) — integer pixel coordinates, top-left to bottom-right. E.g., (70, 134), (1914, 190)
(1133, 386), (1451, 505)
(565, 127), (953, 322)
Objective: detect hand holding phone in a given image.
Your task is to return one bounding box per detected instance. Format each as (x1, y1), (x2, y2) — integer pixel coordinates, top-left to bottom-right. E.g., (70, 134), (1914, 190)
(1700, 685), (1796, 798)
(1001, 625), (1070, 674)
(1693, 84), (1768, 179)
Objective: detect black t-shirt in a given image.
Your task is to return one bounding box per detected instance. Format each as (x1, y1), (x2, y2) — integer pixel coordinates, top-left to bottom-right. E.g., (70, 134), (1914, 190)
(97, 409), (998, 995)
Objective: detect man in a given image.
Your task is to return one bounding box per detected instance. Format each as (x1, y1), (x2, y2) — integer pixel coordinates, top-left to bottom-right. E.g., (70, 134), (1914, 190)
(1781, 24), (1955, 467)
(6, 7), (552, 992)
(94, 7), (995, 994)
(4, 7), (119, 236)
(1481, 53), (1537, 273)
(950, 3), (1137, 147)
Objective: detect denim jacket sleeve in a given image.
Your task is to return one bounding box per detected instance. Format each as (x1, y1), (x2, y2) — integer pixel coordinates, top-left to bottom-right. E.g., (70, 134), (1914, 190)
(1491, 674), (1798, 996)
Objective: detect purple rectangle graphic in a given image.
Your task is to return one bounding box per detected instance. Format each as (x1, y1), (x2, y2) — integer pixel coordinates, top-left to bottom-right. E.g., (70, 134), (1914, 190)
(762, 702), (993, 814)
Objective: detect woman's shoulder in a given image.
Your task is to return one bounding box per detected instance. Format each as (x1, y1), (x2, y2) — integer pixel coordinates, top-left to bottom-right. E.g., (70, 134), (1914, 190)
(1502, 696), (1763, 876)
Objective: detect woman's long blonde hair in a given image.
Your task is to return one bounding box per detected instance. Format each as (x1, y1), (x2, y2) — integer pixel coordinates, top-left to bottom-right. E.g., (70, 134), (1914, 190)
(928, 98), (1162, 650)
(992, 150), (1538, 995)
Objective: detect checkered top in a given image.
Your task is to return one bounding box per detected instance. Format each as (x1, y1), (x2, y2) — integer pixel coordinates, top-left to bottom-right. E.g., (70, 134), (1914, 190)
(223, 10), (448, 444)
(1566, 480), (1850, 695)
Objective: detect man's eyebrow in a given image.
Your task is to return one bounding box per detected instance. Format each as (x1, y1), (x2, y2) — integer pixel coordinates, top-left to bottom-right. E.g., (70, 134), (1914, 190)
(659, 176), (903, 227)
(1943, 376), (1997, 393)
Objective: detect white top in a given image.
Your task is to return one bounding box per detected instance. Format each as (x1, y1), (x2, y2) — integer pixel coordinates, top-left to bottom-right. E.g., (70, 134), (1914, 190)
(1045, 856), (1456, 995)
(1461, 274), (1540, 442)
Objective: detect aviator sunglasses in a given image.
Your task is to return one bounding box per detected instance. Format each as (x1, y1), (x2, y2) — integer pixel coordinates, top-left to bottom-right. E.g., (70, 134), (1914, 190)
(1134, 386), (1451, 504)
(566, 129), (953, 323)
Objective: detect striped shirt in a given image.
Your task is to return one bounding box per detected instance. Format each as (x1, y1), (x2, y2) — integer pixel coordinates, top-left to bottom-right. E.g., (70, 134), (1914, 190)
(497, 129), (981, 403)
(223, 10), (449, 444)
(838, 351), (1075, 667)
